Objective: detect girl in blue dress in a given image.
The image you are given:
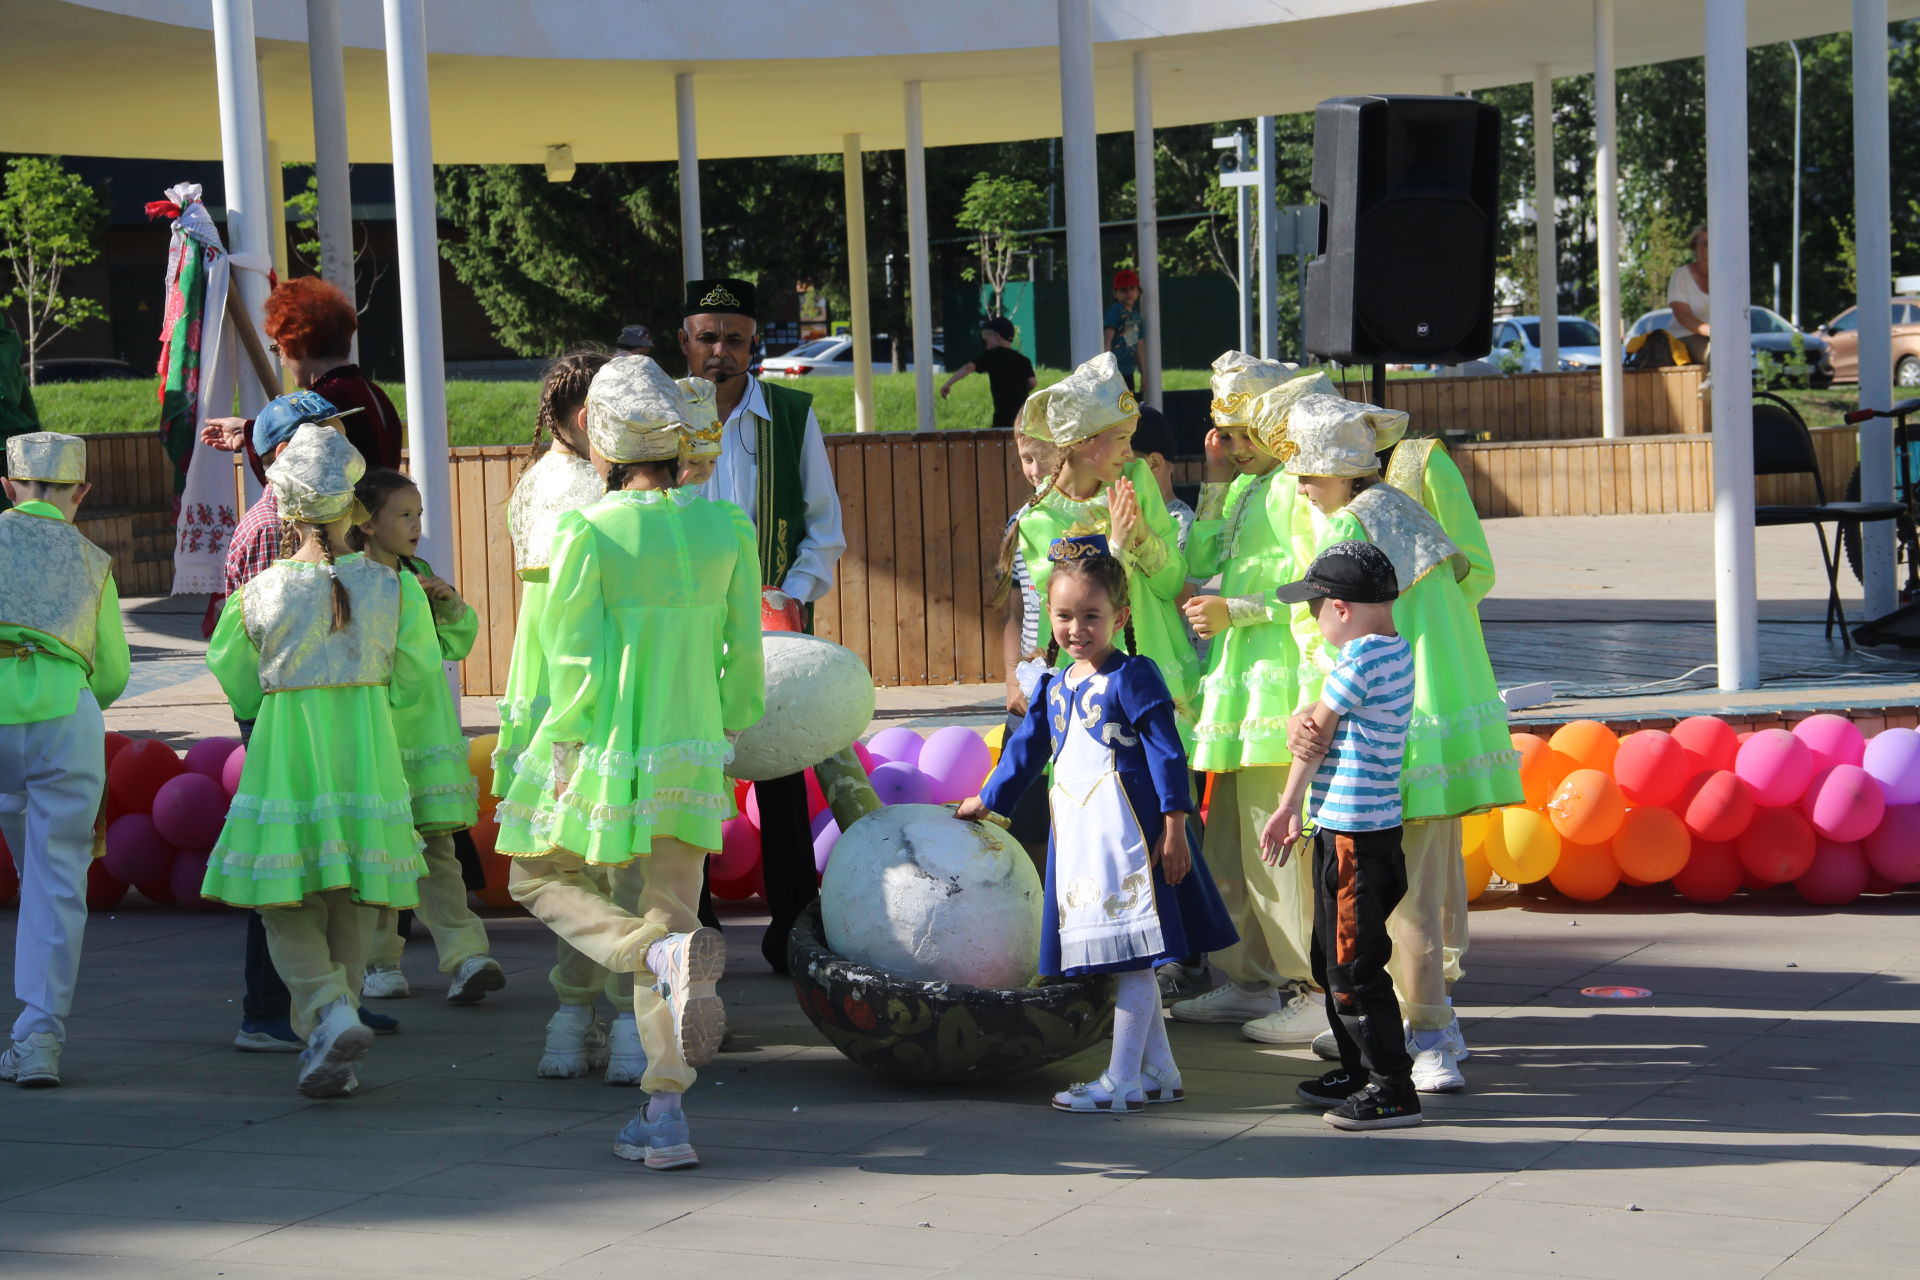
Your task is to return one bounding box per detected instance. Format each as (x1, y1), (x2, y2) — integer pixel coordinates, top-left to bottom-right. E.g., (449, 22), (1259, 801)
(962, 535), (1236, 1115)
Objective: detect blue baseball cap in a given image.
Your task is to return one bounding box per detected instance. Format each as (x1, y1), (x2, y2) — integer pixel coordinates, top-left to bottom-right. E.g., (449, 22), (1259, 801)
(251, 390), (360, 456)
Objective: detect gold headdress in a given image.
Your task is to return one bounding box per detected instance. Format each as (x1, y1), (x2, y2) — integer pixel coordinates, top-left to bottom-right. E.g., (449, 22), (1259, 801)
(1273, 392), (1411, 478)
(1208, 352), (1311, 427)
(266, 424), (367, 524)
(586, 355), (691, 464)
(1019, 352), (1139, 448)
(674, 376), (723, 461)
(5, 432), (87, 485)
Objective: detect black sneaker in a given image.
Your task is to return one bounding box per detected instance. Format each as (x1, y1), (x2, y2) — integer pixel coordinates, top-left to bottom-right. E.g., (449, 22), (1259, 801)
(1295, 1069), (1368, 1110)
(1323, 1080), (1423, 1131)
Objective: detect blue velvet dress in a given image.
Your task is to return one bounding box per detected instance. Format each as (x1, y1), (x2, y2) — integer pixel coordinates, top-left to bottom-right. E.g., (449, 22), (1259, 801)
(980, 650), (1237, 977)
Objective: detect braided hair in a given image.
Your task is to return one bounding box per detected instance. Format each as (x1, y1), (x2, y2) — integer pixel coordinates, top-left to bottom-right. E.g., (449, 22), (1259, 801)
(989, 447), (1070, 609)
(347, 468), (423, 575)
(1041, 546), (1138, 665)
(280, 519), (354, 633)
(529, 350), (610, 471)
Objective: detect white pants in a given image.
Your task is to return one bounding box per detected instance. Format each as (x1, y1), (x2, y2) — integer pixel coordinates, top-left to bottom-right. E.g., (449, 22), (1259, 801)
(1205, 768), (1315, 990)
(1386, 818), (1468, 1031)
(0, 693), (105, 1042)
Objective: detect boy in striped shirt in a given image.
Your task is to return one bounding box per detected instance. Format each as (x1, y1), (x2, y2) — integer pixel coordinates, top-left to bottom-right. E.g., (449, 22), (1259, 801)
(1259, 540), (1421, 1130)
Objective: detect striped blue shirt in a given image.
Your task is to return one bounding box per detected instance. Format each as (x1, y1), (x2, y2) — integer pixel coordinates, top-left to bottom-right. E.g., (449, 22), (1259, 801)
(1307, 632), (1413, 832)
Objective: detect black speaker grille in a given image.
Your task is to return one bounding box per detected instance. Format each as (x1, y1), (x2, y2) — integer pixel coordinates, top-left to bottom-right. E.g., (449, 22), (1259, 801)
(1354, 200), (1491, 354)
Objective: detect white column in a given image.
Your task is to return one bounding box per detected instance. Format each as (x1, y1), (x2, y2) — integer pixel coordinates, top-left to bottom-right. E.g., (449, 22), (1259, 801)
(211, 0), (270, 334)
(1854, 0), (1896, 617)
(844, 133), (876, 433)
(306, 0), (355, 312)
(1532, 65), (1560, 373)
(676, 72), (703, 283)
(1258, 114), (1277, 361)
(1236, 134), (1251, 354)
(904, 83), (935, 432)
(1132, 51), (1162, 406)
(1594, 0), (1624, 437)
(1057, 0), (1102, 362)
(381, 0), (453, 578)
(1706, 0), (1758, 691)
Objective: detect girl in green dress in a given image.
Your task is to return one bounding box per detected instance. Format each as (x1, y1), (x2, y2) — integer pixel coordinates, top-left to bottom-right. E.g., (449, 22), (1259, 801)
(200, 426), (441, 1100)
(350, 469), (505, 1007)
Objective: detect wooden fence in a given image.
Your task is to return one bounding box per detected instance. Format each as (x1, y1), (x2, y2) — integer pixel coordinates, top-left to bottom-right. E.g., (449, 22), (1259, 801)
(1329, 366), (1707, 441)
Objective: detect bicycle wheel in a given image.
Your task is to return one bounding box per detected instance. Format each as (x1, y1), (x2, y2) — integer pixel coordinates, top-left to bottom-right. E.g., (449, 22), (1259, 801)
(1841, 463), (1919, 588)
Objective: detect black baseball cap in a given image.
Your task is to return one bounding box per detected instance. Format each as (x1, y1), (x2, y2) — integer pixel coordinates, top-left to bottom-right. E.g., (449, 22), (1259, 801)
(1130, 404), (1177, 461)
(617, 324), (653, 350)
(981, 316), (1015, 340)
(1275, 540), (1399, 605)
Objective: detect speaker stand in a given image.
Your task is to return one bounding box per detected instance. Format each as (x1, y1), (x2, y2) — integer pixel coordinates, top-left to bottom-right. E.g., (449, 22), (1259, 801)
(1370, 362), (1386, 407)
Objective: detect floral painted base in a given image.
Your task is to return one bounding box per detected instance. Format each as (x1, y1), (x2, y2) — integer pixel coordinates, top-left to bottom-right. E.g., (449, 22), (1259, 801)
(788, 901), (1116, 1084)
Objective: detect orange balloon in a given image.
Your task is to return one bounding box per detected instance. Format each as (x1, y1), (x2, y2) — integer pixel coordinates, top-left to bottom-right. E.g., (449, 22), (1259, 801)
(1612, 806), (1692, 882)
(1549, 719), (1620, 774)
(1549, 838), (1622, 900)
(468, 811), (519, 910)
(1547, 768), (1627, 845)
(1461, 811), (1492, 857)
(1513, 733), (1576, 808)
(467, 733), (499, 799)
(1484, 806), (1562, 884)
(1462, 846), (1493, 901)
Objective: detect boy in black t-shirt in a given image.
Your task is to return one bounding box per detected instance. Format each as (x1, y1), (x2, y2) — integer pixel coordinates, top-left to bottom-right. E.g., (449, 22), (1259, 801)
(939, 317), (1036, 428)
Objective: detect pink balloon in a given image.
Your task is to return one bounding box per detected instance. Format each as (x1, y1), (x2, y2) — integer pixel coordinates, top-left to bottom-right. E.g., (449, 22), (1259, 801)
(805, 769), (828, 817)
(917, 725), (993, 804)
(220, 745), (247, 798)
(1802, 765), (1886, 843)
(712, 816), (761, 881)
(1795, 839), (1870, 906)
(1863, 803), (1920, 884)
(744, 784), (762, 829)
(1862, 727), (1920, 806)
(870, 761), (933, 807)
(151, 773), (230, 851)
(183, 736), (241, 782)
(1734, 729), (1817, 807)
(1865, 871), (1908, 894)
(1792, 714), (1865, 772)
(169, 848), (219, 912)
(866, 727), (925, 768)
(103, 813), (178, 886)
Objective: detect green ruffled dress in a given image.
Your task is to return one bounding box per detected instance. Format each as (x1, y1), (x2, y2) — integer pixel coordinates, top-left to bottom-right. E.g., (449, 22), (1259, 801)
(1185, 468), (1304, 772)
(495, 489), (765, 864)
(392, 557), (480, 834)
(1015, 457), (1200, 744)
(201, 555), (440, 908)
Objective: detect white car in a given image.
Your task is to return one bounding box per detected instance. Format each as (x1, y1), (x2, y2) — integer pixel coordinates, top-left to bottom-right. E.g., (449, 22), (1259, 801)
(758, 335), (944, 378)
(1490, 316), (1609, 372)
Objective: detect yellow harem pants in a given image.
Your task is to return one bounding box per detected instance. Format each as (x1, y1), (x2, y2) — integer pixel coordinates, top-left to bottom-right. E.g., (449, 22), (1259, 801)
(1386, 818), (1468, 1031)
(367, 832), (492, 973)
(546, 864), (645, 1014)
(1203, 768), (1315, 989)
(260, 888), (366, 1039)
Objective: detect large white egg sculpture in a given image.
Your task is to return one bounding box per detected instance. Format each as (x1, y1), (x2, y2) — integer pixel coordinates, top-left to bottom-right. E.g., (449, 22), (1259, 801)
(820, 804), (1042, 989)
(728, 632), (876, 781)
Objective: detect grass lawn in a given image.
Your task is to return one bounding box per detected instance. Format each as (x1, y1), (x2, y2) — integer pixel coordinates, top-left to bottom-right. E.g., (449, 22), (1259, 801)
(30, 371), (1897, 448)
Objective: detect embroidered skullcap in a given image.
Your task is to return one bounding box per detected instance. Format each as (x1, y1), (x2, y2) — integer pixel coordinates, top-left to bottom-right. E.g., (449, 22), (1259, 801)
(682, 277), (756, 321)
(1047, 532), (1112, 564)
(1242, 369), (1339, 459)
(1019, 352), (1139, 448)
(5, 432), (87, 485)
(586, 355), (691, 464)
(1276, 392), (1411, 478)
(674, 376), (723, 461)
(1209, 352), (1308, 427)
(266, 423), (366, 524)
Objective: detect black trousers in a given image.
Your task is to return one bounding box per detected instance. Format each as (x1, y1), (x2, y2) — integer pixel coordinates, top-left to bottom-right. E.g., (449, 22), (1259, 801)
(1310, 824), (1414, 1088)
(233, 717), (295, 1024)
(755, 771), (815, 972)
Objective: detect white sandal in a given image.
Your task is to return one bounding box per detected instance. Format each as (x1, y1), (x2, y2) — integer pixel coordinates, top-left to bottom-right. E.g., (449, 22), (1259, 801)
(1140, 1063), (1185, 1104)
(1051, 1072), (1144, 1115)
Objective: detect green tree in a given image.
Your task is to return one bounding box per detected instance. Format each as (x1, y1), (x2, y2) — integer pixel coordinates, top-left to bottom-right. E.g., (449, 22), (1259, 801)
(955, 172), (1047, 317)
(0, 156), (108, 386)
(283, 164), (388, 314)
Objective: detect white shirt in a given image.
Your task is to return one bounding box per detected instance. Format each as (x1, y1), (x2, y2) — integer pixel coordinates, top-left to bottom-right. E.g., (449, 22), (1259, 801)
(698, 375), (846, 604)
(1666, 265), (1710, 335)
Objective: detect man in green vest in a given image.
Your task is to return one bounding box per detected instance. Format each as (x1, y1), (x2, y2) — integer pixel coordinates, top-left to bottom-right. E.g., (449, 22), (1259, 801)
(680, 278), (845, 973)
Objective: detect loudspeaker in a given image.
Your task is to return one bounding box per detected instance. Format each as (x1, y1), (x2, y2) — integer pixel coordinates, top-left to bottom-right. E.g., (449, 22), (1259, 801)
(1306, 94), (1501, 365)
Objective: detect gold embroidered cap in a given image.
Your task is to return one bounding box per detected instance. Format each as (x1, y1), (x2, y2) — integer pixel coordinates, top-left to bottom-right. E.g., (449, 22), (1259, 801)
(587, 355), (691, 463)
(1243, 369), (1339, 459)
(1277, 393), (1411, 478)
(1208, 352), (1307, 426)
(1020, 352), (1139, 447)
(5, 431), (87, 485)
(266, 423), (367, 524)
(674, 376), (724, 460)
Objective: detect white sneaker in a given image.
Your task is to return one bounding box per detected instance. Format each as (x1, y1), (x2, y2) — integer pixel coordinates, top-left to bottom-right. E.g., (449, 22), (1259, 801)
(0, 1032), (61, 1088)
(1169, 982), (1289, 1025)
(297, 1000), (372, 1099)
(1310, 1027), (1340, 1061)
(1410, 1042), (1466, 1093)
(446, 956), (506, 1005)
(1443, 1014), (1471, 1061)
(361, 964), (410, 1000)
(647, 928), (726, 1069)
(1240, 993), (1326, 1045)
(604, 1013), (648, 1086)
(537, 1005), (609, 1079)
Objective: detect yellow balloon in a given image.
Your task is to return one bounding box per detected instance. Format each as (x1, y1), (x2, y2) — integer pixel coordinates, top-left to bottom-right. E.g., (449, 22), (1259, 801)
(1463, 847), (1493, 902)
(1460, 811), (1491, 858)
(983, 721), (1006, 766)
(467, 733), (500, 798)
(1484, 805), (1562, 884)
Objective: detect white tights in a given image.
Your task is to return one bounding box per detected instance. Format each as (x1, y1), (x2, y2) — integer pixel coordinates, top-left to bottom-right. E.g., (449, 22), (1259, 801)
(1107, 968), (1179, 1089)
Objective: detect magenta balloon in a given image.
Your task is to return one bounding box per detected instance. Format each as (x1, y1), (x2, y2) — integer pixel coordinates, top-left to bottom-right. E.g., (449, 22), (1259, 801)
(851, 741), (877, 777)
(220, 745), (247, 798)
(870, 761), (933, 807)
(102, 813), (178, 886)
(1862, 727), (1920, 806)
(1791, 714), (1865, 772)
(1795, 839), (1870, 906)
(1734, 729), (1817, 807)
(150, 773), (230, 851)
(712, 816), (761, 881)
(866, 727), (925, 768)
(183, 736), (241, 782)
(1801, 765), (1887, 843)
(1864, 803), (1920, 884)
(812, 816), (842, 875)
(744, 784), (762, 829)
(917, 725), (993, 804)
(169, 848), (219, 912)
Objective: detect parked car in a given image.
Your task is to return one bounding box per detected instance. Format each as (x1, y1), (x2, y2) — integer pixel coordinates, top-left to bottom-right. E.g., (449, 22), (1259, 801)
(757, 334), (944, 378)
(1491, 316), (1609, 372)
(1818, 298), (1920, 387)
(28, 357), (139, 384)
(1624, 306), (1834, 389)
